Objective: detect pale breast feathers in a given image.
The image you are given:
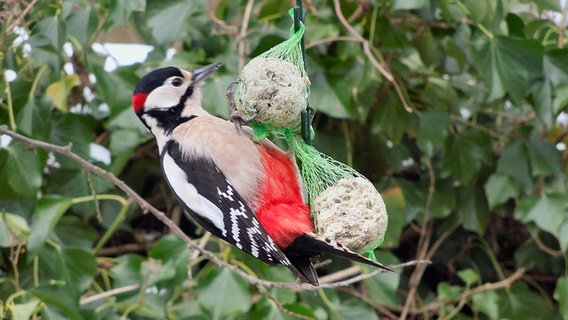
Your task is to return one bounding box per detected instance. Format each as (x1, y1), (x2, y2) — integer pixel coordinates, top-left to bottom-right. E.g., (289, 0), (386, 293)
(171, 116), (263, 205)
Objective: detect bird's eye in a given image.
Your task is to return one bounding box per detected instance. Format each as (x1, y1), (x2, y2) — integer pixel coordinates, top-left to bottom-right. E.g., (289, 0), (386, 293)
(171, 77), (184, 87)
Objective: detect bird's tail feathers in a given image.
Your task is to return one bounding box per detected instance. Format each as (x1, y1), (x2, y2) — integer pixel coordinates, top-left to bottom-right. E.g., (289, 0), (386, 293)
(288, 232), (393, 272)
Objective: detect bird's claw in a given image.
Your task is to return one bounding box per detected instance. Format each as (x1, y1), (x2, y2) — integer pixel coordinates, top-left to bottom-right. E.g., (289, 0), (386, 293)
(231, 110), (259, 135)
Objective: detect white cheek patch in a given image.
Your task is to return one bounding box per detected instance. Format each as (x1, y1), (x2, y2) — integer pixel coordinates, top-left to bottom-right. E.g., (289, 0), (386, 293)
(162, 153), (227, 236)
(145, 86), (186, 110)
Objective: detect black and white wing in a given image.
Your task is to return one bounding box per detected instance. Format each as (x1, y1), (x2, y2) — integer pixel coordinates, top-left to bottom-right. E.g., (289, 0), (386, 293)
(160, 141), (302, 272)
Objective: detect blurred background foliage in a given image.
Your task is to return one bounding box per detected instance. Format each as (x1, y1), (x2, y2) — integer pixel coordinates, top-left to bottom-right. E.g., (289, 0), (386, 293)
(1, 0), (568, 319)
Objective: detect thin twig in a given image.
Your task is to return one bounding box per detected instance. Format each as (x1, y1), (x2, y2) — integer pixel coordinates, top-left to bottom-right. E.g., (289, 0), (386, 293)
(305, 36), (359, 49)
(413, 268), (526, 314)
(80, 284), (140, 305)
(0, 125), (428, 290)
(319, 266), (361, 284)
(5, 0), (38, 34)
(238, 0), (255, 72)
(400, 160), (436, 319)
(332, 0), (413, 113)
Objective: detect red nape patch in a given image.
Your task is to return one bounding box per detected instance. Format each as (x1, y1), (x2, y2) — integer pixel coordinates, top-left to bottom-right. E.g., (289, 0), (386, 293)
(132, 93), (148, 113)
(255, 146), (314, 248)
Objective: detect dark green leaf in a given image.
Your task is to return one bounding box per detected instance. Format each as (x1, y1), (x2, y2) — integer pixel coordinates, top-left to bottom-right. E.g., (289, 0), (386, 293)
(524, 135), (562, 176)
(111, 254), (145, 288)
(29, 285), (82, 320)
(334, 298), (378, 320)
(27, 196), (72, 253)
(65, 7), (98, 46)
(472, 290), (500, 319)
(109, 0), (143, 26)
(196, 268), (251, 319)
(417, 110), (451, 156)
(366, 252), (401, 307)
(554, 276), (568, 319)
(438, 283), (462, 301)
(501, 282), (557, 318)
(0, 141), (46, 200)
(27, 17), (65, 71)
(92, 65), (138, 114)
(476, 36), (543, 102)
(53, 215), (98, 250)
(458, 182), (490, 233)
(145, 0), (207, 45)
(457, 268), (479, 285)
(515, 193), (568, 238)
(15, 96), (52, 141)
(147, 234), (189, 285)
(484, 174), (520, 208)
(308, 60), (350, 119)
(462, 0), (493, 24)
(496, 140), (533, 193)
(444, 130), (492, 184)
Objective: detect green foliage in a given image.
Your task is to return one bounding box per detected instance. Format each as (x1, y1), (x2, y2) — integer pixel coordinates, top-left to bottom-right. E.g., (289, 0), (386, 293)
(1, 0), (567, 318)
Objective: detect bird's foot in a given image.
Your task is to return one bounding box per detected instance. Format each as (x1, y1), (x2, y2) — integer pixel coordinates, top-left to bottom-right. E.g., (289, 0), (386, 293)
(231, 110), (259, 134)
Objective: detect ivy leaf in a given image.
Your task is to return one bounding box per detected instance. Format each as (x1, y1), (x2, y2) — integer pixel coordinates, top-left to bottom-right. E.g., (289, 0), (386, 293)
(148, 234), (189, 286)
(334, 298), (378, 320)
(366, 252), (401, 307)
(0, 141), (46, 200)
(27, 195), (72, 253)
(484, 174), (520, 208)
(64, 6), (98, 46)
(501, 283), (557, 318)
(27, 17), (66, 71)
(476, 36), (543, 102)
(197, 268), (252, 319)
(515, 193), (568, 240)
(145, 0), (207, 45)
(417, 110), (451, 157)
(472, 290), (500, 319)
(111, 254), (145, 288)
(444, 130), (492, 184)
(496, 140), (533, 193)
(524, 135), (562, 176)
(15, 96), (52, 141)
(308, 59), (350, 119)
(554, 276), (568, 319)
(458, 268), (480, 286)
(458, 182), (490, 234)
(30, 285), (83, 320)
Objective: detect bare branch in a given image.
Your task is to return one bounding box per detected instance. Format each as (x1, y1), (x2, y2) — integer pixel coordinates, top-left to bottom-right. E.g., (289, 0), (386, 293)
(0, 125), (428, 290)
(332, 0), (413, 113)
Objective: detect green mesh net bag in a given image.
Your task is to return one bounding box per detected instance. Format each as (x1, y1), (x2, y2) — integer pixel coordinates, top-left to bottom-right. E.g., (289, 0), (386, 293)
(288, 135), (388, 259)
(232, 9), (310, 133)
(229, 8), (388, 259)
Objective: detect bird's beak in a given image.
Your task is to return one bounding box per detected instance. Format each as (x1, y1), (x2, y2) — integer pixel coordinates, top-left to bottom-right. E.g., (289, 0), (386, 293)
(192, 62), (223, 82)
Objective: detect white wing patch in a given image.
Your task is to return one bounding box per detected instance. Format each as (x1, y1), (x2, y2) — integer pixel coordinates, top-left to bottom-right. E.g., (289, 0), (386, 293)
(162, 153), (227, 236)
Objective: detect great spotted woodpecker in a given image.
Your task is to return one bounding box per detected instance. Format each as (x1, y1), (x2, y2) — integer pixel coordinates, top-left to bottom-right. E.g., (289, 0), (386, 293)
(132, 63), (390, 285)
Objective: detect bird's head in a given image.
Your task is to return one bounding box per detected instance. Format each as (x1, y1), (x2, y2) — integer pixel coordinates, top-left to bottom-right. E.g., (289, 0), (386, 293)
(132, 63), (223, 138)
